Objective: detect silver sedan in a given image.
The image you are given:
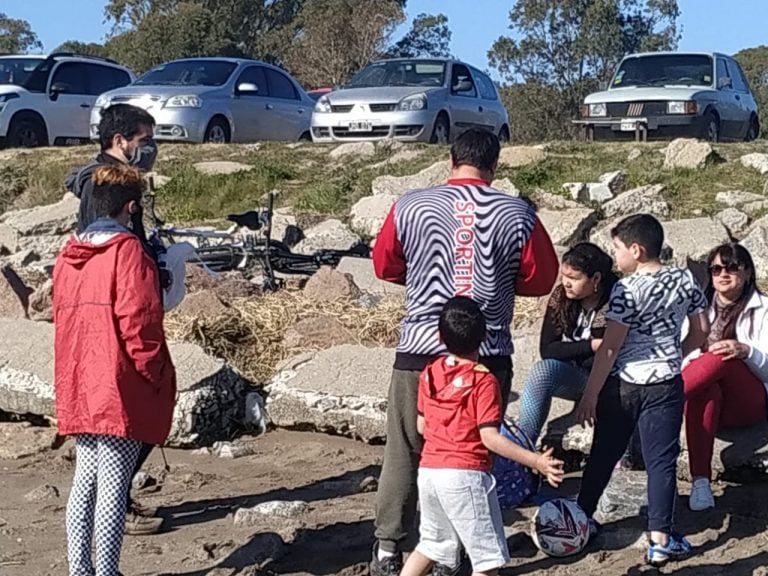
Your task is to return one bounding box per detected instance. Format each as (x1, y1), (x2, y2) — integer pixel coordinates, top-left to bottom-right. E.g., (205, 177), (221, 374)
(311, 58), (510, 144)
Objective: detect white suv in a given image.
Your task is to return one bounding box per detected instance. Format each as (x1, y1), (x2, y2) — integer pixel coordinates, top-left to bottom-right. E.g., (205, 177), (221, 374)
(0, 53), (135, 148)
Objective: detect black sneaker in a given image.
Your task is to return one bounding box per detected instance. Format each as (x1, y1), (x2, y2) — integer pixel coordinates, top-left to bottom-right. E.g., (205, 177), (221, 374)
(369, 543), (402, 576)
(431, 552), (471, 576)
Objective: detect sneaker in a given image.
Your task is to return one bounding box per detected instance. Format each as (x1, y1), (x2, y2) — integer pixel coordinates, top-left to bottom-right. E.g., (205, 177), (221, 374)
(130, 501), (159, 517)
(647, 533), (692, 566)
(588, 518), (603, 540)
(124, 512), (163, 536)
(689, 478), (715, 511)
(369, 543), (402, 576)
(431, 552), (471, 576)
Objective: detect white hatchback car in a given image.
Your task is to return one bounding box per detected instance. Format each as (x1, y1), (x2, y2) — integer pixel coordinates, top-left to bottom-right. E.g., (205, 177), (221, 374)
(0, 52), (134, 148)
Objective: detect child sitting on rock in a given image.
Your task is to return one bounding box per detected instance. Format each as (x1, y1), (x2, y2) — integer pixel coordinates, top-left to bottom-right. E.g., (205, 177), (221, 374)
(401, 296), (564, 576)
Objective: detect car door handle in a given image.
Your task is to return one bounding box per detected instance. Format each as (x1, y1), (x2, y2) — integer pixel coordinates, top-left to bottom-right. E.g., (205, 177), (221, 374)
(478, 106), (484, 112)
(80, 104), (90, 108)
(735, 95), (741, 101)
(265, 104), (274, 110)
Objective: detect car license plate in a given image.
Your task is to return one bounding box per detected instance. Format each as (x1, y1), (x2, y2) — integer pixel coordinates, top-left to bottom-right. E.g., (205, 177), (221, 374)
(348, 121), (372, 132)
(620, 118), (646, 131)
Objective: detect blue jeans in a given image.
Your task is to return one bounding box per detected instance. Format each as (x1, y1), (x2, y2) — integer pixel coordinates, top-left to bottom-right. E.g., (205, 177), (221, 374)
(517, 359), (589, 443)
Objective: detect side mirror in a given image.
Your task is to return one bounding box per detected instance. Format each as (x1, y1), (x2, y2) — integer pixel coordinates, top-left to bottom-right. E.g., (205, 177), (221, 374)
(236, 82), (259, 95)
(452, 79), (473, 93)
(718, 76), (733, 89)
(49, 82), (69, 101)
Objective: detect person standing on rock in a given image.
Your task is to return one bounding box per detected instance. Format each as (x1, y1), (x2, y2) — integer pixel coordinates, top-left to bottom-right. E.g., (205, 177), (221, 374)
(682, 243), (768, 511)
(66, 103), (168, 535)
(54, 164), (176, 576)
(370, 128), (559, 575)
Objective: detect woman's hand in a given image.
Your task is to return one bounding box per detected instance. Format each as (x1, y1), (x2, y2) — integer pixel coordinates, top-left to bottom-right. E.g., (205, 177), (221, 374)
(590, 338), (603, 353)
(575, 390), (599, 428)
(534, 446), (565, 488)
(709, 339), (750, 361)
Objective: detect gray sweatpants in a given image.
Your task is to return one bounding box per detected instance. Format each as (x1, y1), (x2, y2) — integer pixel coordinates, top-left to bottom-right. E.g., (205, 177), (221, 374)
(374, 365), (512, 553)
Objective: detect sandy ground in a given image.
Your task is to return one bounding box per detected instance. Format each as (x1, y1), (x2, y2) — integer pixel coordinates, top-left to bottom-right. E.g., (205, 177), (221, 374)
(1, 423), (768, 576)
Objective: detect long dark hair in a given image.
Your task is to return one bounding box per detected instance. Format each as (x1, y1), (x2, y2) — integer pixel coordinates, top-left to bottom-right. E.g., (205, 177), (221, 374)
(706, 243), (761, 339)
(557, 242), (619, 334)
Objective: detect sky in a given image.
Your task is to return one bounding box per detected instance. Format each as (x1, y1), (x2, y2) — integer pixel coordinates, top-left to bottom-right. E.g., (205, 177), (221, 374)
(5, 0), (768, 77)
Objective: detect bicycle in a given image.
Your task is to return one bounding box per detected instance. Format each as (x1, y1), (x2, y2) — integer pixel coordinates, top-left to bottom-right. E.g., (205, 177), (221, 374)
(144, 177), (371, 292)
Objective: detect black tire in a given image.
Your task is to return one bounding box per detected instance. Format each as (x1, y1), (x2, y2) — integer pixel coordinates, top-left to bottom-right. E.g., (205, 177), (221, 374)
(7, 115), (47, 148)
(745, 116), (760, 142)
(430, 113), (450, 145)
(298, 131), (312, 142)
(498, 125), (510, 144)
(701, 111), (720, 143)
(203, 117), (231, 144)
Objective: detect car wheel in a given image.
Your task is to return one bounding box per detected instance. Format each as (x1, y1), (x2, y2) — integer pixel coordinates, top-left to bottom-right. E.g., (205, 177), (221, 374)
(498, 126), (510, 144)
(204, 118), (231, 144)
(8, 116), (47, 148)
(430, 114), (450, 145)
(701, 111), (719, 143)
(745, 116), (760, 141)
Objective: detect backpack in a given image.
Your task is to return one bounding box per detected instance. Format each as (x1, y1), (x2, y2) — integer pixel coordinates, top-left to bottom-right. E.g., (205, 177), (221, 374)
(492, 417), (541, 509)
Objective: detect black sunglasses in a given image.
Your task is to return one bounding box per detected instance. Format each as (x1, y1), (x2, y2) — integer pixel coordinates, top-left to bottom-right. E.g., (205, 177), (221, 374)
(709, 263), (742, 276)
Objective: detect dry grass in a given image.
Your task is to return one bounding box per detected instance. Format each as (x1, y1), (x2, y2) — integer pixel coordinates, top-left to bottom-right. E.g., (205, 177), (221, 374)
(165, 290), (405, 385)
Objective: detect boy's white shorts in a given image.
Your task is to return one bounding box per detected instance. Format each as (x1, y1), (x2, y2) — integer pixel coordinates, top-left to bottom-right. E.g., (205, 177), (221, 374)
(416, 467), (510, 571)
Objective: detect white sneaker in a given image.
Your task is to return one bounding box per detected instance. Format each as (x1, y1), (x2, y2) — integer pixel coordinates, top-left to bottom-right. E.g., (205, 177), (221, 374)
(689, 478), (715, 511)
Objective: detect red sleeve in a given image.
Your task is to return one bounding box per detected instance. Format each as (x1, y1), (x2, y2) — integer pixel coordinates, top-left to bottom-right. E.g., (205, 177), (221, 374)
(372, 204), (406, 285)
(474, 373), (502, 428)
(417, 369), (427, 415)
(516, 216), (559, 297)
(114, 239), (172, 390)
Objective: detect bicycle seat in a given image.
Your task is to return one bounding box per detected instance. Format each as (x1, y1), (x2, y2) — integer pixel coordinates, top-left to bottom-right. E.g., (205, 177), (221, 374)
(227, 210), (266, 231)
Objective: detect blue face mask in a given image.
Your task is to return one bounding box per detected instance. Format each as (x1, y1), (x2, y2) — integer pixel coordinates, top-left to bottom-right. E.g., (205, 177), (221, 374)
(128, 138), (158, 172)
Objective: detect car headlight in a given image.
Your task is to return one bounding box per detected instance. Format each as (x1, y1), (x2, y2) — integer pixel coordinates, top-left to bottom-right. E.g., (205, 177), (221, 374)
(165, 95), (202, 108)
(94, 95), (110, 108)
(588, 103), (607, 117)
(0, 92), (20, 111)
(314, 95), (332, 113)
(398, 93), (427, 111)
(667, 101), (697, 115)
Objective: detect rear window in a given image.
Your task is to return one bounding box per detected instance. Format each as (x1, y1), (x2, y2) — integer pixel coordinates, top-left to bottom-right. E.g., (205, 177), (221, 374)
(612, 54), (714, 88)
(0, 57), (44, 85)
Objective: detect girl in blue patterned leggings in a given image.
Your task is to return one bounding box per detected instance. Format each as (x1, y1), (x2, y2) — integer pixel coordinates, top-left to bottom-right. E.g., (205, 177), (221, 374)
(518, 243), (618, 444)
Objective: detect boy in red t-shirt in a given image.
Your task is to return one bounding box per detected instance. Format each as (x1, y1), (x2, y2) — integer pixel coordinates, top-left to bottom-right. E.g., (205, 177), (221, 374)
(401, 296), (564, 576)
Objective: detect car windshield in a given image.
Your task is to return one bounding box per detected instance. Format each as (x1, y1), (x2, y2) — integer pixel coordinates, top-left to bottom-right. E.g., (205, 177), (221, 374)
(612, 54), (714, 88)
(134, 60), (237, 86)
(346, 60), (446, 88)
(0, 57), (45, 86)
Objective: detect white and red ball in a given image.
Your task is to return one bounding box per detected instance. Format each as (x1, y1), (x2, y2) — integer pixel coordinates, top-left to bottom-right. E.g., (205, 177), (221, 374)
(531, 498), (590, 557)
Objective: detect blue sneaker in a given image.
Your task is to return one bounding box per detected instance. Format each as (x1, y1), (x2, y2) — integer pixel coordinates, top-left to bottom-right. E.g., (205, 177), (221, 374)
(647, 533), (692, 565)
(588, 518), (603, 541)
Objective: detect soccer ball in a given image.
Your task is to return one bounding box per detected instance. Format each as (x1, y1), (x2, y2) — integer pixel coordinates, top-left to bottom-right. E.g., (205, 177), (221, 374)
(531, 498), (590, 557)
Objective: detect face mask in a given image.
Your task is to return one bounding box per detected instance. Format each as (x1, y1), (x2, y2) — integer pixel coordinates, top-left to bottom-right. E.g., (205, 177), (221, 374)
(127, 138), (158, 172)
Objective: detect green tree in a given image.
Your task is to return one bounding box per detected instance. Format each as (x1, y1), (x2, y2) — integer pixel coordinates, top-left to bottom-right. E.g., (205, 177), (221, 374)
(488, 0), (680, 141)
(53, 41), (109, 58)
(734, 46), (768, 137)
(388, 13), (451, 59)
(281, 0), (404, 88)
(0, 12), (43, 54)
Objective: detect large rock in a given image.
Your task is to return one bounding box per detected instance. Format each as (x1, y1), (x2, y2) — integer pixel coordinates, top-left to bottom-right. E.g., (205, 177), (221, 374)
(0, 319), (255, 448)
(265, 345), (393, 442)
(0, 195), (78, 257)
(329, 142), (376, 160)
(302, 267), (361, 302)
(349, 194), (397, 238)
(584, 182), (614, 203)
(491, 178), (520, 197)
(28, 278), (53, 322)
(741, 223), (768, 280)
(602, 184), (670, 219)
(498, 146), (546, 168)
(531, 191), (581, 211)
(662, 218), (730, 265)
(336, 257), (405, 298)
(0, 265), (32, 319)
(293, 219), (360, 254)
(537, 208), (599, 246)
(193, 161), (253, 176)
(715, 190), (768, 217)
(714, 208), (749, 237)
(663, 138), (717, 169)
(371, 161), (450, 197)
(599, 170), (626, 194)
(0, 422), (57, 460)
(740, 153), (768, 175)
(173, 290), (230, 320)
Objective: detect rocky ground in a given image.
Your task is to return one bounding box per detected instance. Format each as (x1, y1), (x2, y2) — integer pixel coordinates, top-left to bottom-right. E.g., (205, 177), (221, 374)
(1, 138), (768, 575)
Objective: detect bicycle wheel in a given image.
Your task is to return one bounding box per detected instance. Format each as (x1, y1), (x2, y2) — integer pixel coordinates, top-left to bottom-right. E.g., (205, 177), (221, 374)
(194, 245), (241, 272)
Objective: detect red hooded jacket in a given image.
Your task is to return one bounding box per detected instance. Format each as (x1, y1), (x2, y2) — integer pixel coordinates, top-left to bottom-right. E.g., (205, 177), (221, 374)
(53, 220), (176, 445)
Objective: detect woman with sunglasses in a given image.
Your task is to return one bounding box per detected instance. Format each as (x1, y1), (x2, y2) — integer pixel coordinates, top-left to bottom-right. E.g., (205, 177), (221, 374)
(683, 243), (768, 511)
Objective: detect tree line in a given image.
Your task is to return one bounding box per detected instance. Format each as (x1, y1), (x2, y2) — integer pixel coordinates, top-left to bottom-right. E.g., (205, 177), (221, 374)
(2, 0), (767, 141)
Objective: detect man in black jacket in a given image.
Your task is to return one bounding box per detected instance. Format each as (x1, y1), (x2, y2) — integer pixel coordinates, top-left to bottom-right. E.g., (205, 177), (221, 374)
(66, 103), (164, 536)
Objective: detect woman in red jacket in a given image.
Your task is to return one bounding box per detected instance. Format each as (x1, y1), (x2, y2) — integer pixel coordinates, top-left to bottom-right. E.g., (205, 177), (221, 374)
(54, 165), (176, 576)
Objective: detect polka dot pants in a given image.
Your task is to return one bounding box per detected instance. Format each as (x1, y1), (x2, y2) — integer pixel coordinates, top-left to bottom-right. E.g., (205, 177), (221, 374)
(66, 434), (141, 576)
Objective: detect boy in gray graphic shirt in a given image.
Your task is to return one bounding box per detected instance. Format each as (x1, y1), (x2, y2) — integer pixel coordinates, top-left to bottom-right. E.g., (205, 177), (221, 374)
(574, 214), (710, 567)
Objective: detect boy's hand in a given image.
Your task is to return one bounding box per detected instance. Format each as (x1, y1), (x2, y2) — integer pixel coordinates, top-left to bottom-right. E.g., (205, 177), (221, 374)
(575, 391), (598, 428)
(535, 447), (565, 488)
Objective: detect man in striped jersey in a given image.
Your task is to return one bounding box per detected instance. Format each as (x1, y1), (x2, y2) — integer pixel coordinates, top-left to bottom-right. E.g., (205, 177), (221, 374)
(370, 129), (559, 575)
